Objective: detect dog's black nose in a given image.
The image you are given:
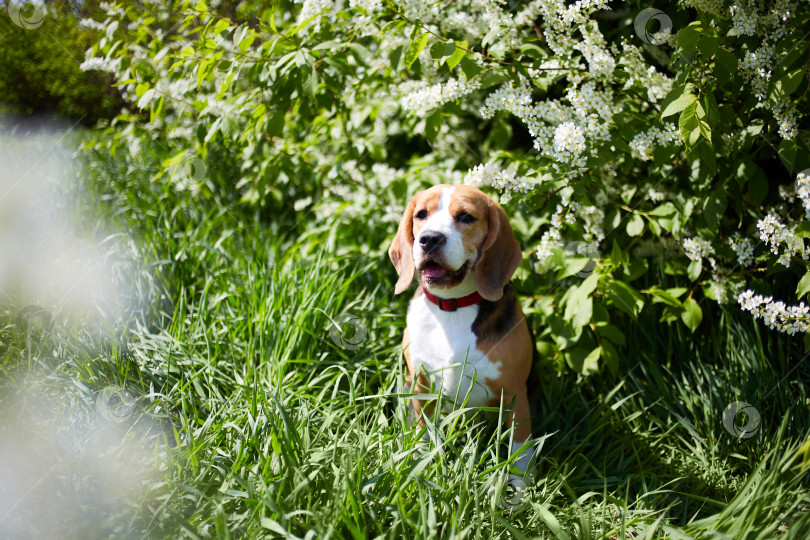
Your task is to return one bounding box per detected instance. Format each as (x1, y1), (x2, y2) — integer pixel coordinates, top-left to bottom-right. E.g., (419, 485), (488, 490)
(419, 231), (446, 252)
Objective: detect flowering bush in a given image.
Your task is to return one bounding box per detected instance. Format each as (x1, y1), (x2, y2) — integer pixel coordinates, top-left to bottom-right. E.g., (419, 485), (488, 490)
(80, 0), (809, 373)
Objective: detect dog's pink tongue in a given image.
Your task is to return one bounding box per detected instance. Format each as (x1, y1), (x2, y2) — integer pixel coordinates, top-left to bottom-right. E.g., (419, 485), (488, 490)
(423, 265), (447, 278)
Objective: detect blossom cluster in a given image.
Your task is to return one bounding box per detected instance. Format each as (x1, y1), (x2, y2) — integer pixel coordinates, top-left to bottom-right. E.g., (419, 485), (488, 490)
(629, 124), (680, 161)
(619, 41), (674, 102)
(683, 237), (714, 262)
(734, 0), (799, 140)
(463, 161), (532, 194)
(729, 234), (755, 267)
(296, 0), (336, 32)
(79, 56), (121, 72)
(535, 188), (605, 265)
(795, 170), (810, 218)
(738, 290), (810, 335)
(400, 75), (481, 116)
(730, 3), (758, 36)
(758, 214), (807, 266)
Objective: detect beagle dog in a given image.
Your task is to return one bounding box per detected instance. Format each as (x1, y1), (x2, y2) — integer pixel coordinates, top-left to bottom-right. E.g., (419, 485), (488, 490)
(389, 184), (535, 489)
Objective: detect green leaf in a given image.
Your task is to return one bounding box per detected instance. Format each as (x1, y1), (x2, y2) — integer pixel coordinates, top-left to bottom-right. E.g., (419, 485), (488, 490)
(794, 222), (810, 238)
(425, 111), (441, 142)
(601, 341), (619, 376)
(459, 55), (482, 80)
(687, 260), (702, 281)
(379, 19), (406, 37)
(566, 346), (601, 375)
(446, 41), (468, 70)
(610, 239), (624, 266)
(603, 279), (645, 319)
(702, 188), (726, 229)
(150, 95), (164, 123)
(715, 47), (737, 86)
(266, 108), (286, 138)
(646, 286), (684, 308)
(405, 32), (430, 69)
(797, 271), (810, 299)
(661, 93), (697, 119)
(677, 25), (701, 50)
(429, 40), (456, 61)
(779, 139), (798, 174)
(571, 296), (593, 329)
(598, 324), (626, 347)
(679, 100), (701, 146)
(626, 214), (644, 236)
(649, 202), (677, 217)
(770, 68), (803, 103)
(137, 88), (155, 109)
(697, 34), (718, 57)
(681, 297), (702, 332)
(564, 273), (598, 327)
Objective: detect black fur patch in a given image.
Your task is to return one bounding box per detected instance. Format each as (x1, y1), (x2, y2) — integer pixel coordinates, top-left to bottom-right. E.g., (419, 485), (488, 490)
(472, 282), (517, 342)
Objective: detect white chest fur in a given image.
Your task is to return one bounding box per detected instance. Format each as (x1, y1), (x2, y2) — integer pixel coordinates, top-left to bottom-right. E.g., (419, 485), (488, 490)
(407, 296), (502, 408)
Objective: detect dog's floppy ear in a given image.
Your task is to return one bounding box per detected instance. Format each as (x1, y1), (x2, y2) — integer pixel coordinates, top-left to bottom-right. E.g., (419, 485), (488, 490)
(389, 196), (417, 294)
(475, 200), (522, 301)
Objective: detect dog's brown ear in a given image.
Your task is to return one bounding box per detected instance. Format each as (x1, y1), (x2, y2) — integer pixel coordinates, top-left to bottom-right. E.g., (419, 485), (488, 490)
(389, 196), (417, 294)
(475, 200), (522, 301)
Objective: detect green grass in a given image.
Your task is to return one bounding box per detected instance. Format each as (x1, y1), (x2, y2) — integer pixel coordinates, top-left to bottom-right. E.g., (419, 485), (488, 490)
(1, 134), (809, 539)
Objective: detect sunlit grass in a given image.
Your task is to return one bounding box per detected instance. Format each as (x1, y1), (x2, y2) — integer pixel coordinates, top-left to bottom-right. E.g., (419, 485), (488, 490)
(1, 137), (809, 538)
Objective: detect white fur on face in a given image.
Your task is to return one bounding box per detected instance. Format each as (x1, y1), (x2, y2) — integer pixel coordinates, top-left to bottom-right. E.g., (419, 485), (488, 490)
(413, 187), (472, 271)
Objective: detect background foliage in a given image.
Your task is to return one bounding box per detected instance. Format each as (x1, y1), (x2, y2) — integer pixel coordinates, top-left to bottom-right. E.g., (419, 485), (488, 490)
(0, 0), (123, 125)
(79, 0), (810, 373)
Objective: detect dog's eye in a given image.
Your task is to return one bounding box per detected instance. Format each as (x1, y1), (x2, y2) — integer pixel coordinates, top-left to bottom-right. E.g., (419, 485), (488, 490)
(415, 209), (428, 220)
(456, 212), (476, 224)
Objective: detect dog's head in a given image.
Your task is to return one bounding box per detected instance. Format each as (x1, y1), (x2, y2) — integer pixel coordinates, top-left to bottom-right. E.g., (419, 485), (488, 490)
(388, 184), (522, 301)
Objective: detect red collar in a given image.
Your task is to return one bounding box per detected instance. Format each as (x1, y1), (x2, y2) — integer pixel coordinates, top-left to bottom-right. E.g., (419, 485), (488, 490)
(421, 288), (484, 311)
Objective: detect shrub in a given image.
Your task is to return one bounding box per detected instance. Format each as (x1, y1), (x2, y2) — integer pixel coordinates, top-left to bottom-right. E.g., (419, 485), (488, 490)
(81, 0), (809, 373)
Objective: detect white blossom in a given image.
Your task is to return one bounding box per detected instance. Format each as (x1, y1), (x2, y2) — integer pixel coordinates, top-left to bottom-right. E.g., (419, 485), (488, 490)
(630, 124), (680, 161)
(683, 237), (714, 262)
(795, 170), (810, 218)
(730, 3), (758, 36)
(401, 74), (481, 116)
(738, 290), (810, 335)
(729, 234), (755, 267)
(463, 161), (531, 193)
(79, 56), (120, 72)
(757, 213), (807, 266)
